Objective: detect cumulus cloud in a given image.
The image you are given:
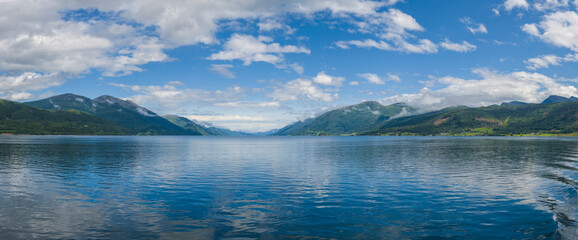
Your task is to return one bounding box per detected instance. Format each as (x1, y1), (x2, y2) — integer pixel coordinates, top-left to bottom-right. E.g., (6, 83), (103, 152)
(313, 71), (345, 86)
(268, 79), (339, 102)
(214, 101), (281, 108)
(380, 69), (578, 112)
(522, 11), (578, 51)
(208, 34), (310, 69)
(0, 0), (397, 98)
(0, 72), (66, 100)
(440, 39), (477, 52)
(110, 81), (246, 113)
(335, 8), (445, 54)
(504, 0), (530, 10)
(524, 53), (578, 69)
(185, 115), (269, 122)
(358, 73), (386, 84)
(357, 73), (402, 85)
(258, 18), (295, 34)
(533, 0), (572, 11)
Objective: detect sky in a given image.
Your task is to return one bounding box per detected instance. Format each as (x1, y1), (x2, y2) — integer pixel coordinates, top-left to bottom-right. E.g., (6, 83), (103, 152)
(1, 0), (578, 132)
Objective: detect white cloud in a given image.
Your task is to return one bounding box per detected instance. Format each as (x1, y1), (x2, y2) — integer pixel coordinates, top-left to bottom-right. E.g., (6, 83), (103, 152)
(358, 73), (385, 84)
(336, 39), (392, 50)
(524, 53), (578, 69)
(210, 64), (236, 78)
(208, 34), (310, 69)
(349, 81), (360, 86)
(258, 18), (295, 34)
(380, 69), (578, 112)
(313, 71), (345, 86)
(110, 81), (246, 113)
(214, 101), (281, 108)
(0, 0), (396, 97)
(336, 8), (443, 54)
(440, 39), (477, 52)
(504, 0), (530, 10)
(268, 79), (339, 102)
(522, 11), (578, 52)
(468, 24), (488, 34)
(493, 8), (501, 16)
(288, 63), (305, 75)
(357, 73), (402, 85)
(185, 115), (269, 122)
(337, 38), (438, 53)
(460, 17), (488, 35)
(185, 114), (281, 132)
(0, 72), (66, 100)
(533, 0), (572, 11)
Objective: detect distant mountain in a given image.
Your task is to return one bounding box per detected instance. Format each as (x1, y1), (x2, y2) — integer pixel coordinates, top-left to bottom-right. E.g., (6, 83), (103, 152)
(205, 126), (252, 136)
(501, 101), (529, 106)
(26, 94), (201, 135)
(542, 95), (578, 104)
(273, 118), (315, 136)
(163, 115), (252, 136)
(275, 101), (415, 136)
(0, 99), (130, 135)
(362, 101), (577, 136)
(251, 129), (280, 136)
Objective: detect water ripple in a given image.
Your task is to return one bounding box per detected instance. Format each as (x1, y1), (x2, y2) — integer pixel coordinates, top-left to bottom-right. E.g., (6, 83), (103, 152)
(0, 136), (576, 239)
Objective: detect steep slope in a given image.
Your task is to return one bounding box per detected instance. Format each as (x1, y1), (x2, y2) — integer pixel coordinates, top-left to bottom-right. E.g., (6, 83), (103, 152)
(362, 101), (578, 136)
(163, 115), (252, 136)
(273, 118), (315, 136)
(277, 101), (415, 135)
(25, 93), (94, 112)
(25, 94), (201, 135)
(542, 95), (578, 104)
(163, 115), (210, 136)
(0, 99), (130, 135)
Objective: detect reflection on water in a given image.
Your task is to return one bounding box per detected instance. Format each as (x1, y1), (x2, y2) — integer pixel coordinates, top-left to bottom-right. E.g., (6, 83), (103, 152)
(0, 136), (577, 239)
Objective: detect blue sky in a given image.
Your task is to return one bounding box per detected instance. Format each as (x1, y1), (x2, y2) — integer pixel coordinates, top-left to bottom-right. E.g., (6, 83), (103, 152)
(1, 0), (578, 132)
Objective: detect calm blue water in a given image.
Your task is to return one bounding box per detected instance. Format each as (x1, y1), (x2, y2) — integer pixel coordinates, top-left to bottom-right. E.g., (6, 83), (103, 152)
(0, 136), (577, 239)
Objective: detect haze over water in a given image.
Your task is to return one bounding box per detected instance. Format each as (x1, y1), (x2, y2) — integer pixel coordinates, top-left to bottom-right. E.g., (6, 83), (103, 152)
(0, 136), (577, 239)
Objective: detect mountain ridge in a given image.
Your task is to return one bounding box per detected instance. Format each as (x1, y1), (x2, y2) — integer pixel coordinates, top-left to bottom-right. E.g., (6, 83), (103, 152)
(274, 101), (415, 136)
(0, 93), (575, 136)
(25, 93), (201, 135)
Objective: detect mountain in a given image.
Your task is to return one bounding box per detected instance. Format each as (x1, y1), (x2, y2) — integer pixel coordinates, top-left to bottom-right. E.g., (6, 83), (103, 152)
(542, 95), (578, 104)
(275, 101), (415, 136)
(163, 115), (211, 135)
(501, 101), (529, 106)
(25, 94), (201, 135)
(273, 118), (315, 136)
(163, 115), (252, 136)
(0, 99), (130, 135)
(362, 101), (578, 136)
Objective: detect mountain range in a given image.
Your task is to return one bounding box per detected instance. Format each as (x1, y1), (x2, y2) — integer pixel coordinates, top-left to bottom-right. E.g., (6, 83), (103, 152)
(25, 94), (201, 135)
(274, 101), (415, 136)
(0, 93), (576, 136)
(274, 95), (578, 136)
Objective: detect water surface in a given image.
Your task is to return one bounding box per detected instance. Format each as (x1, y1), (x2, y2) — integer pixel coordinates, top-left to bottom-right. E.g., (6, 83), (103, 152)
(0, 136), (577, 239)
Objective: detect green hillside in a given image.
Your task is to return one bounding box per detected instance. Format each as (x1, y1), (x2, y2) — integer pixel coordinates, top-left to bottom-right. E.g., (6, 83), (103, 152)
(164, 114), (252, 136)
(277, 101), (415, 136)
(0, 99), (130, 135)
(26, 94), (201, 135)
(163, 115), (210, 136)
(362, 101), (578, 136)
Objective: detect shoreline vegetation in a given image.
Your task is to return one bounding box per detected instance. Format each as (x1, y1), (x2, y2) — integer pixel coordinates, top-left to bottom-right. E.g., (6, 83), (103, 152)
(0, 93), (576, 137)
